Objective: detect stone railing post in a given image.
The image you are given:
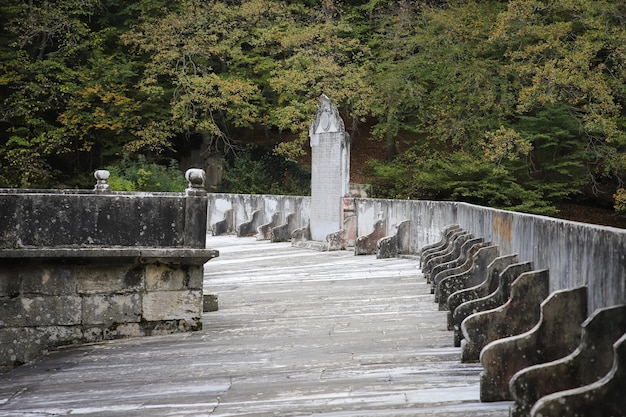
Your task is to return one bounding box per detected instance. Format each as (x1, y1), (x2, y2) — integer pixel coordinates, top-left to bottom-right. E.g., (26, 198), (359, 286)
(184, 168), (208, 248)
(94, 169), (111, 194)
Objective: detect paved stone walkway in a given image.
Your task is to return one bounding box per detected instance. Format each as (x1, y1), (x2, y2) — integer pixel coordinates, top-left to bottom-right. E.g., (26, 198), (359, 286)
(0, 236), (511, 416)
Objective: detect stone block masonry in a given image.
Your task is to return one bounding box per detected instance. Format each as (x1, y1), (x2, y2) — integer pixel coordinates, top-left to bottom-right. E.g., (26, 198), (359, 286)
(0, 172), (217, 371)
(0, 250), (215, 371)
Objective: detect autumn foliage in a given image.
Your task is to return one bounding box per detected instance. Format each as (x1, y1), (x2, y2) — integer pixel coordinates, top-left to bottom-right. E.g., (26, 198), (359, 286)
(1, 1), (625, 215)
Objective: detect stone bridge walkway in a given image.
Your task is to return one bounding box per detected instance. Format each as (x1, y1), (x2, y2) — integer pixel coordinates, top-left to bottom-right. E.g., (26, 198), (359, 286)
(0, 236), (510, 416)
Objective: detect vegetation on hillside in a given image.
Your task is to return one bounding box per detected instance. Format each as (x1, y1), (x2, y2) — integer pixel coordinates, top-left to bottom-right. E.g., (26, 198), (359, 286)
(1, 0), (625, 216)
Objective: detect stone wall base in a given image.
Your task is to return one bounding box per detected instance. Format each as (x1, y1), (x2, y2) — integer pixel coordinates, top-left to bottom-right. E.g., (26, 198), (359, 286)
(0, 248), (217, 371)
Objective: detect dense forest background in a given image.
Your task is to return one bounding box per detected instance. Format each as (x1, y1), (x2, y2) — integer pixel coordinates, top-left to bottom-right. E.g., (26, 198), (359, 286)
(1, 0), (625, 222)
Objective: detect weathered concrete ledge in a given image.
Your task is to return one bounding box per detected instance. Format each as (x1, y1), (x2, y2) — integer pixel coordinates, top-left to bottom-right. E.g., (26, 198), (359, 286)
(208, 195), (626, 312)
(0, 247), (217, 263)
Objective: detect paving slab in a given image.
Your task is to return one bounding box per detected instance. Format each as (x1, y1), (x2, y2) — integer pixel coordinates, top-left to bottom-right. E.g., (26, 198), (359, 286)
(0, 236), (511, 416)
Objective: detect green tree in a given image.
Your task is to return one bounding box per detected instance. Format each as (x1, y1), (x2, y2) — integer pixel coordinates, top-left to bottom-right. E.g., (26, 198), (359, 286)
(124, 0), (374, 161)
(366, 0), (626, 214)
(0, 0), (158, 187)
(489, 0), (626, 191)
(106, 154), (186, 192)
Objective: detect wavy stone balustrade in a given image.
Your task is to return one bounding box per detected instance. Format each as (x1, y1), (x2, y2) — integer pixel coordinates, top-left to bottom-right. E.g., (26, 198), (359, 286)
(460, 269), (549, 362)
(509, 303), (626, 417)
(451, 262), (532, 348)
(434, 242), (493, 309)
(257, 211), (283, 240)
(419, 224), (460, 268)
(424, 232), (472, 283)
(421, 229), (466, 280)
(447, 252), (514, 330)
(479, 286), (588, 402)
(431, 237), (485, 299)
(530, 331), (626, 417)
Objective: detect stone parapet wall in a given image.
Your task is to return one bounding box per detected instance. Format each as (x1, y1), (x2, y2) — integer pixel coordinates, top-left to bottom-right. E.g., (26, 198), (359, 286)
(352, 198), (626, 312)
(0, 189), (207, 248)
(207, 193), (310, 236)
(0, 251), (215, 370)
(207, 194), (626, 312)
(0, 185), (216, 371)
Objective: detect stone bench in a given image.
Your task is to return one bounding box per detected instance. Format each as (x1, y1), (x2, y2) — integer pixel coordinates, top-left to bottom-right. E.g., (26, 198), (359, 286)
(433, 241), (491, 308)
(355, 218), (386, 255)
(419, 224), (460, 267)
(376, 220), (411, 259)
(271, 213), (299, 242)
(423, 231), (472, 283)
(238, 209), (264, 237)
(212, 208), (235, 235)
(421, 228), (466, 278)
(257, 211), (283, 240)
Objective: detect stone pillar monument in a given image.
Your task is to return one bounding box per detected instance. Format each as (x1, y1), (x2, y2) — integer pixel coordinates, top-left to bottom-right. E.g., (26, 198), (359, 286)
(309, 94), (350, 241)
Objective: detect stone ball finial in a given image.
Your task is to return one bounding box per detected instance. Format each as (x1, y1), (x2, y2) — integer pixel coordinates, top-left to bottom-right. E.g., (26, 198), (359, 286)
(94, 170), (110, 181)
(185, 168), (207, 196)
(94, 169), (111, 193)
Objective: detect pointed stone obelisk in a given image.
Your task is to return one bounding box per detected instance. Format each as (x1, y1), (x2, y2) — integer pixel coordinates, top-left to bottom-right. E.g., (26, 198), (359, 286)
(309, 94), (350, 241)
